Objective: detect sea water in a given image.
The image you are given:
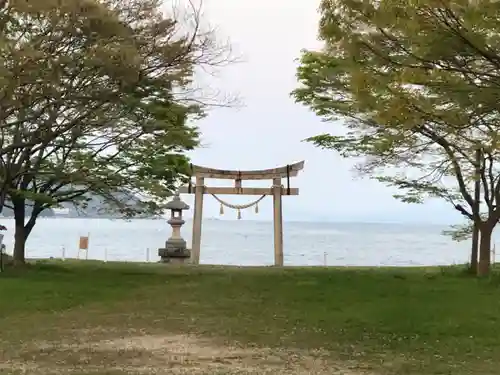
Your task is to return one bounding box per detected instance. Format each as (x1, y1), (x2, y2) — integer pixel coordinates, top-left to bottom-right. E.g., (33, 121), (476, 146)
(0, 218), (477, 266)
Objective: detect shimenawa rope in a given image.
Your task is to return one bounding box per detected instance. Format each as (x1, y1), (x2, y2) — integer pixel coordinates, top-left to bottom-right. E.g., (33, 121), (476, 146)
(212, 194), (266, 219)
(189, 183), (283, 219)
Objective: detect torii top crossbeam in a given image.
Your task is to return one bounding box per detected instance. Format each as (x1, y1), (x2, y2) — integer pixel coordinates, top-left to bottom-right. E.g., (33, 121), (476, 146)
(189, 160), (305, 180)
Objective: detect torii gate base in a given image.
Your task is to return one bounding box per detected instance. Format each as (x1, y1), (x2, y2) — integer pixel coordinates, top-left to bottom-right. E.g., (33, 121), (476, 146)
(180, 161), (304, 266)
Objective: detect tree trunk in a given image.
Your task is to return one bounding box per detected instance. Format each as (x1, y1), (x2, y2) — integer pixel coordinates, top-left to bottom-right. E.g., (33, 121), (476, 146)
(0, 190), (6, 215)
(13, 199), (26, 266)
(478, 224), (493, 277)
(470, 148), (482, 274)
(13, 199), (44, 266)
(470, 221), (479, 273)
(24, 204), (40, 240)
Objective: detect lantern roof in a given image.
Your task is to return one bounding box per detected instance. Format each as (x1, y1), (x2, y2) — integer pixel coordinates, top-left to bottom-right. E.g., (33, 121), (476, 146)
(165, 191), (190, 210)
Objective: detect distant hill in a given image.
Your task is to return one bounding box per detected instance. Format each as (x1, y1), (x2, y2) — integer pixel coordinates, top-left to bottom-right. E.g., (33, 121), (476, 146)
(1, 205), (55, 217)
(57, 191), (155, 218)
(1, 191), (154, 219)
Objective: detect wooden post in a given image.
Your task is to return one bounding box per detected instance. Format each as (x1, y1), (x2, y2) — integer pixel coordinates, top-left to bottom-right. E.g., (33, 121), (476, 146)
(273, 177), (283, 266)
(191, 176), (204, 265)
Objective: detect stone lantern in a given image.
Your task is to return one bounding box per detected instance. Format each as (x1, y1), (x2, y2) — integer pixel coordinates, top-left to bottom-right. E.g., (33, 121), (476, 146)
(158, 192), (191, 264)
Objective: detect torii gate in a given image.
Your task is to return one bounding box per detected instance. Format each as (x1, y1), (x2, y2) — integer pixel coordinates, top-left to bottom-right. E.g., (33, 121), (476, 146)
(179, 161), (304, 266)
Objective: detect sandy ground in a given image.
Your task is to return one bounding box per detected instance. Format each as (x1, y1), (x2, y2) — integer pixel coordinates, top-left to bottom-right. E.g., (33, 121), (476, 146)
(0, 333), (370, 374)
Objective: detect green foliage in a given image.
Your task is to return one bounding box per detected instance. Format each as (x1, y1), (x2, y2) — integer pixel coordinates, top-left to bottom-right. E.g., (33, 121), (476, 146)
(442, 211), (491, 242)
(293, 0), (500, 227)
(0, 0), (230, 254)
(442, 222), (474, 242)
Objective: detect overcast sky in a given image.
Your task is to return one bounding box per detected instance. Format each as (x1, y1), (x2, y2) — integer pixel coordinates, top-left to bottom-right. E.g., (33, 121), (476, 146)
(175, 0), (458, 224)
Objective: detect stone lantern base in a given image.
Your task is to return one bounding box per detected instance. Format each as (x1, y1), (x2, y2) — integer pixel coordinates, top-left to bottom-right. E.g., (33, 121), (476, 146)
(158, 239), (191, 264)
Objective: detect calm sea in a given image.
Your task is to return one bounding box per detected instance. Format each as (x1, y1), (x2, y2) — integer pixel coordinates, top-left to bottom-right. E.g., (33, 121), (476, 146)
(0, 218), (483, 266)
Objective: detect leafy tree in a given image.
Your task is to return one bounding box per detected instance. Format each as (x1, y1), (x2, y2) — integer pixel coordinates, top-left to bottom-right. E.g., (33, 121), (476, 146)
(293, 0), (500, 276)
(0, 0), (231, 264)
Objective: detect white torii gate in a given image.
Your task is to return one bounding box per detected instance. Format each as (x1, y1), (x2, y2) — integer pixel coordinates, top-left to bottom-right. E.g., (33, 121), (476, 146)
(179, 161), (305, 266)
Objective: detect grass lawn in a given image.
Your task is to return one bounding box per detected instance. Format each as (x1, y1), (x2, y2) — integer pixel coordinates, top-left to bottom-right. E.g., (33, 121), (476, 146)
(1, 261), (500, 374)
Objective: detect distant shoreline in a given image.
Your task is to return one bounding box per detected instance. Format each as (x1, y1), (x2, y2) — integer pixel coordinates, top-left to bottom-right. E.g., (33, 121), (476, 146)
(0, 216), (464, 227)
(0, 216), (162, 220)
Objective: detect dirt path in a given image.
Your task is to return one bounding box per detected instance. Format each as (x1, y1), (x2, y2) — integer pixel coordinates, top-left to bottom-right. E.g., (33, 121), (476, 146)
(1, 333), (371, 374)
